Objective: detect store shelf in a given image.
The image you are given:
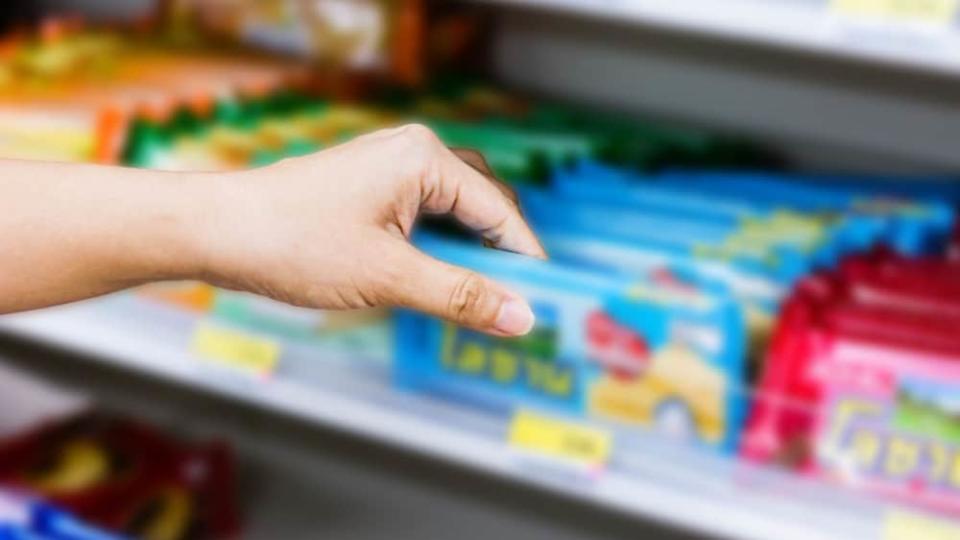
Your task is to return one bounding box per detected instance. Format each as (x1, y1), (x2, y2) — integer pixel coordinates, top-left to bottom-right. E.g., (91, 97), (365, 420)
(0, 296), (932, 540)
(480, 0), (960, 76)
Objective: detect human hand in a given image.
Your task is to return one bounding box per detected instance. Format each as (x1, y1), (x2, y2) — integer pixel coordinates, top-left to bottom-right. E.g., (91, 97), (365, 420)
(202, 124), (547, 336)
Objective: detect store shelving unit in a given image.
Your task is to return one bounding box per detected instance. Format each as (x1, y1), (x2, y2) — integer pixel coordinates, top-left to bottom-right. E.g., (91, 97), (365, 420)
(6, 3), (960, 539)
(0, 296), (938, 540)
(479, 0), (960, 76)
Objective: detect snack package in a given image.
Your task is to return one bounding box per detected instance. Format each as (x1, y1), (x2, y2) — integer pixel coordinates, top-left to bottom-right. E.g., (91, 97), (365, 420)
(520, 187), (810, 284)
(159, 0), (425, 85)
(743, 263), (960, 464)
(534, 229), (782, 374)
(395, 235), (748, 452)
(0, 414), (240, 540)
(396, 76), (778, 171)
(209, 290), (393, 366)
(0, 21), (309, 165)
(424, 119), (592, 182)
(553, 161), (953, 260)
(788, 172), (960, 205)
(810, 339), (960, 514)
(743, 249), (960, 514)
(551, 161), (849, 266)
(0, 489), (127, 540)
(652, 171), (955, 256)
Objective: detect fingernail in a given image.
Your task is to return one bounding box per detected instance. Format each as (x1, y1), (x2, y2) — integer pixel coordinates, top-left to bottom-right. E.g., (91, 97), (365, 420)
(495, 298), (535, 336)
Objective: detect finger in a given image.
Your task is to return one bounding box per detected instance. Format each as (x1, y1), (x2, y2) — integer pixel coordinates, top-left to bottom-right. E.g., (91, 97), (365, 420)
(426, 146), (546, 259)
(452, 147), (494, 176)
(451, 147), (519, 205)
(384, 240), (535, 336)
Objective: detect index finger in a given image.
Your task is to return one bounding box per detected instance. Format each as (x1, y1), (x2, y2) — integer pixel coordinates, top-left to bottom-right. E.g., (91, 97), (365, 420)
(424, 145), (546, 259)
(451, 147), (520, 205)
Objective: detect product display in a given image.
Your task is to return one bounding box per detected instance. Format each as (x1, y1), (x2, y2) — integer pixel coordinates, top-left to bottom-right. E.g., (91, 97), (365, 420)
(393, 160), (955, 451)
(0, 5), (958, 538)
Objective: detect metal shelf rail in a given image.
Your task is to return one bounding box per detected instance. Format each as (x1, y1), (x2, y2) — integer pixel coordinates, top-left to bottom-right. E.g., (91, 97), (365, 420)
(480, 0), (960, 76)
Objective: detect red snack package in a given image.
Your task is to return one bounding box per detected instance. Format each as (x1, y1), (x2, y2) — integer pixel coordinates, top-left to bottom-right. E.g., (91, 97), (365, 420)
(809, 325), (960, 514)
(0, 413), (241, 539)
(94, 442), (241, 540)
(743, 263), (960, 467)
(0, 414), (184, 517)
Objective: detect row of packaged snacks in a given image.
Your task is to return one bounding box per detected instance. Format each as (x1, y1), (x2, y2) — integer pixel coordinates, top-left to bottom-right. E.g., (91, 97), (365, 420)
(123, 81), (773, 177)
(0, 20), (312, 164)
(395, 163), (957, 459)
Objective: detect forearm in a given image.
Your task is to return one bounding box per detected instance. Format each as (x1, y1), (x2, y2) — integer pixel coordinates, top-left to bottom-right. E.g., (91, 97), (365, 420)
(0, 160), (217, 313)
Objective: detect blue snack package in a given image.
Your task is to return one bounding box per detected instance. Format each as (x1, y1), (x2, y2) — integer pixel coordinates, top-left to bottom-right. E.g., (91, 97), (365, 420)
(551, 162), (872, 266)
(519, 186), (812, 284)
(788, 172), (960, 204)
(31, 504), (128, 540)
(0, 525), (50, 540)
(536, 230), (782, 362)
(652, 170), (954, 256)
(394, 234), (748, 452)
(0, 491), (126, 540)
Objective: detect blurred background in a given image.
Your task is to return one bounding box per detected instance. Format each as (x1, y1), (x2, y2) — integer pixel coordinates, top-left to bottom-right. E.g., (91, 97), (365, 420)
(0, 1), (959, 539)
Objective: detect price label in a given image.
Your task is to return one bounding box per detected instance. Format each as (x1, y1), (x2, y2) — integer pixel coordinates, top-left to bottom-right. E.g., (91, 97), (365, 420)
(831, 0), (959, 23)
(509, 410), (612, 469)
(191, 322), (280, 377)
(884, 509), (960, 540)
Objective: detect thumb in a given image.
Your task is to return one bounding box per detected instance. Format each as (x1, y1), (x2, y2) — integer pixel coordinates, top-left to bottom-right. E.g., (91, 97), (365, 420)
(383, 240), (535, 336)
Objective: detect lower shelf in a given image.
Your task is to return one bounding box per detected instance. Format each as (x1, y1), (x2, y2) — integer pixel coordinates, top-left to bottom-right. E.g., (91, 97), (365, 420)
(0, 296), (934, 540)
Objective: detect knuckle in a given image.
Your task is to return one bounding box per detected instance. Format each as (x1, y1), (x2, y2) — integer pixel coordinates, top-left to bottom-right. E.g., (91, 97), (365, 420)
(397, 123), (438, 145)
(390, 124), (441, 177)
(448, 272), (488, 323)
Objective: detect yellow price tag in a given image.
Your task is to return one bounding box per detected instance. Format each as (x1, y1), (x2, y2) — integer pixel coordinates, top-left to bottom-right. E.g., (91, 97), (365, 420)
(831, 0), (959, 23)
(884, 509), (960, 540)
(509, 410), (612, 468)
(191, 322), (281, 377)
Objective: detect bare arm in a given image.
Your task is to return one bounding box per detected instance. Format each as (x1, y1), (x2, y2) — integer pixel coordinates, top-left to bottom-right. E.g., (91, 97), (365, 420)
(0, 124), (546, 336)
(0, 160), (214, 311)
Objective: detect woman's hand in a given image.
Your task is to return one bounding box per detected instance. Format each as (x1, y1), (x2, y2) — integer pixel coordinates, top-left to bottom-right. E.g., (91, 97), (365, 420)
(202, 124), (546, 336)
(0, 124), (545, 336)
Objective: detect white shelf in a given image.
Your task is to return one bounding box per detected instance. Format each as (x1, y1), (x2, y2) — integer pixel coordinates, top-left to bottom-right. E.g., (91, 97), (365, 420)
(0, 296), (933, 540)
(480, 0), (960, 76)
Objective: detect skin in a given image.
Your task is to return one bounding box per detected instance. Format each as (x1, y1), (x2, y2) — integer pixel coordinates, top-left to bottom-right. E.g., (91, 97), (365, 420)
(0, 124), (547, 336)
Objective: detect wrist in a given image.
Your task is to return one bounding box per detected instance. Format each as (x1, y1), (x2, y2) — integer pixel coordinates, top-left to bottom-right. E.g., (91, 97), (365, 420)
(126, 170), (228, 284)
(179, 169), (254, 287)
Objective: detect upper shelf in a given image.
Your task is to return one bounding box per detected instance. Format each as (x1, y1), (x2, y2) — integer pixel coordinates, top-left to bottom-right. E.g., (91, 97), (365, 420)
(479, 0), (960, 76)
